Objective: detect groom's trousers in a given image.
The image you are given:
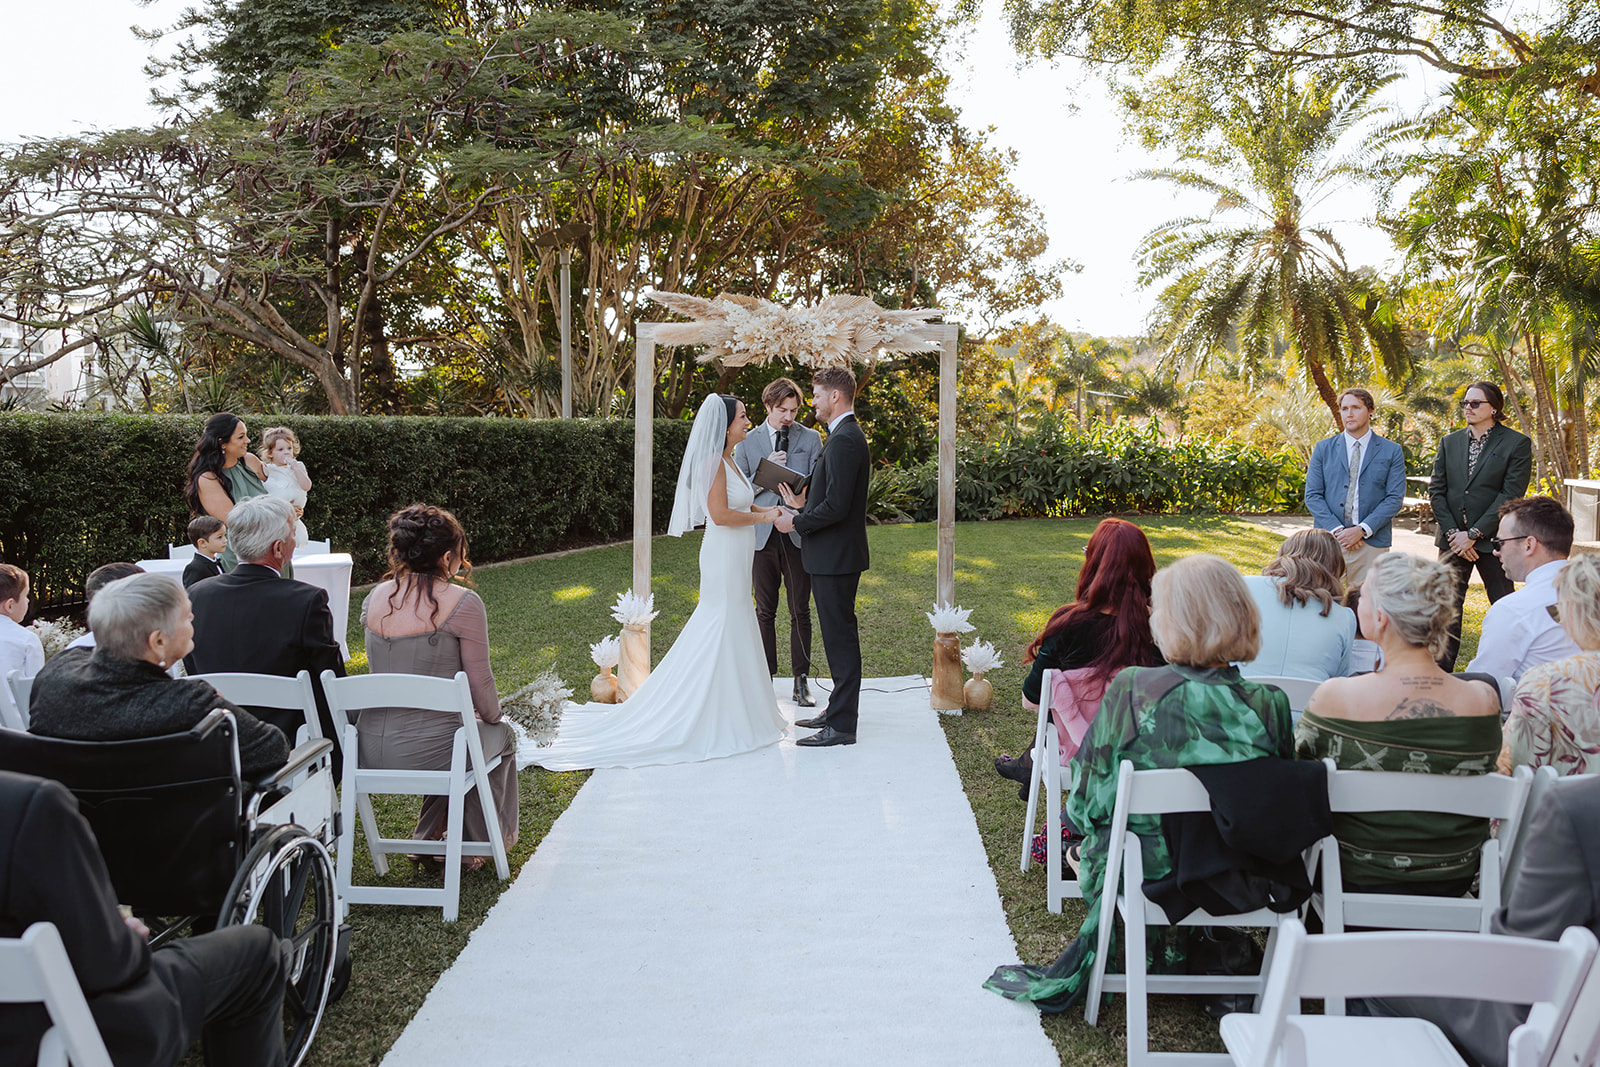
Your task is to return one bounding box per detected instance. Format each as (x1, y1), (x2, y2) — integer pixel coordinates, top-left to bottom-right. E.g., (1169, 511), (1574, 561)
(811, 572), (862, 734)
(753, 533), (812, 678)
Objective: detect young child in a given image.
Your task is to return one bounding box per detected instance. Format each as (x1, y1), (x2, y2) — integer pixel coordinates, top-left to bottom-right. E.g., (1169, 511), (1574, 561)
(184, 516), (228, 589)
(0, 563), (45, 679)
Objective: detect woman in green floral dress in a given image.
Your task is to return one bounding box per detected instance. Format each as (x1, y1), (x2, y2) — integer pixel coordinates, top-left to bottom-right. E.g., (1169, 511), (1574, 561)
(986, 554), (1293, 1011)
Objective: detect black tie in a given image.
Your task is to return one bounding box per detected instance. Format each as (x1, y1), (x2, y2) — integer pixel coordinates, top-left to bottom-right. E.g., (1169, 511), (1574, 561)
(775, 427), (789, 453)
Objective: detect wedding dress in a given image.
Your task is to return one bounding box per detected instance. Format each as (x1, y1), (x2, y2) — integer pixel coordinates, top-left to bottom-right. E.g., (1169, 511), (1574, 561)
(531, 398), (787, 770)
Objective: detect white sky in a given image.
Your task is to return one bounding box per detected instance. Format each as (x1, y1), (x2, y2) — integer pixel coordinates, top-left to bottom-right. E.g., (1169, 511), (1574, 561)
(0, 0), (1447, 337)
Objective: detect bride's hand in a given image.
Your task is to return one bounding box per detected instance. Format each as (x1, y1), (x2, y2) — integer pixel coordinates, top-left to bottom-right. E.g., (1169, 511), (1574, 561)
(757, 506), (783, 523)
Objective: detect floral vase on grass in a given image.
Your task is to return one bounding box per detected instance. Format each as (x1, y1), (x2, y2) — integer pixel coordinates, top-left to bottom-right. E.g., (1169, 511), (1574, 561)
(962, 639), (1004, 712)
(589, 635), (621, 704)
(611, 590), (659, 701)
(926, 603), (975, 713)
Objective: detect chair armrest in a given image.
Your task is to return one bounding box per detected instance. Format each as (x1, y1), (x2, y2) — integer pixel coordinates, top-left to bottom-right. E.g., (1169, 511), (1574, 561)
(191, 708), (236, 739)
(253, 738), (334, 792)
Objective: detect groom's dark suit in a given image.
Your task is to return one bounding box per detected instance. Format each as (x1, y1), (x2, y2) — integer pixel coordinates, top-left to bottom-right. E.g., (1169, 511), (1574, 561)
(793, 413), (870, 734)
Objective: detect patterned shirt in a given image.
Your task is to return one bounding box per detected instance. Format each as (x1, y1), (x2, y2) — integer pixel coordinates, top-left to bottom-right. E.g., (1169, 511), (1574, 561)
(1501, 650), (1600, 777)
(1466, 430), (1488, 479)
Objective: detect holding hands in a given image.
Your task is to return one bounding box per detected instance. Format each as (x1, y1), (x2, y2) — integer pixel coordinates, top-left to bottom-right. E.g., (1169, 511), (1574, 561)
(1447, 528), (1479, 560)
(1333, 525), (1365, 550)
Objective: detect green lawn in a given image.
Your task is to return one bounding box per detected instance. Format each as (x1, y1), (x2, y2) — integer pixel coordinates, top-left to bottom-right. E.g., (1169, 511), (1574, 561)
(310, 516), (1490, 1066)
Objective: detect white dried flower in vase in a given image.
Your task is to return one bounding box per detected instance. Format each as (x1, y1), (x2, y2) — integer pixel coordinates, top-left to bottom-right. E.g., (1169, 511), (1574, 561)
(926, 603), (972, 712)
(589, 634), (622, 704)
(925, 602), (975, 634)
(962, 639), (1003, 712)
(613, 589), (656, 699)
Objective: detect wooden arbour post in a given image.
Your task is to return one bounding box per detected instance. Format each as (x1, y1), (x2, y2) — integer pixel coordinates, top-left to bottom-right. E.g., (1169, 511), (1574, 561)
(929, 323), (963, 711)
(633, 323), (658, 604)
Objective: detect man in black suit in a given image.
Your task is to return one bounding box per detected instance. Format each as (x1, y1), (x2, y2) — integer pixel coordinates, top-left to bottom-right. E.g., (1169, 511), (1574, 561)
(184, 496), (347, 771)
(1428, 380), (1534, 670)
(0, 770), (290, 1067)
(776, 366), (870, 747)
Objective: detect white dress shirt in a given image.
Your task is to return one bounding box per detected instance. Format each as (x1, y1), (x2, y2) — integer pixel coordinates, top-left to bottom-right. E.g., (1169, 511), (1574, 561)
(827, 410), (855, 433)
(1467, 559), (1581, 682)
(1341, 430), (1374, 538)
(0, 616), (45, 679)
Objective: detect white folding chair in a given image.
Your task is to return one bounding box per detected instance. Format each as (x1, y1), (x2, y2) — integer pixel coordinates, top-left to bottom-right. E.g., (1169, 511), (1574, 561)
(166, 543), (197, 561)
(294, 539), (332, 557)
(1548, 944), (1600, 1067)
(0, 675), (25, 731)
(322, 670), (510, 922)
(1347, 639), (1381, 674)
(1085, 761), (1308, 1065)
(1019, 669), (1083, 909)
(5, 670), (31, 730)
(1241, 675), (1322, 715)
(1220, 917), (1597, 1067)
(189, 670), (322, 746)
(0, 923), (114, 1067)
(1501, 765), (1559, 889)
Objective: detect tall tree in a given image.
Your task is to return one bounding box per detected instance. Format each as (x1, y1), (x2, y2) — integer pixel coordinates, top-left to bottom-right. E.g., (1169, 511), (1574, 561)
(1135, 65), (1412, 419)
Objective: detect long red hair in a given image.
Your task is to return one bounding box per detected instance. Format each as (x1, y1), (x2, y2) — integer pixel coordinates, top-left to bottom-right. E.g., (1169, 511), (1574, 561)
(1025, 517), (1159, 680)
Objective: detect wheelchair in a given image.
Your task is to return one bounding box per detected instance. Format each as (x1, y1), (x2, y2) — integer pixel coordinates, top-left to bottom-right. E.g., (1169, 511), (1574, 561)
(0, 710), (345, 1067)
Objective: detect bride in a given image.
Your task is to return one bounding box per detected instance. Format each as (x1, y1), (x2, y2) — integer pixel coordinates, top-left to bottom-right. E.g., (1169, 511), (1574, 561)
(530, 394), (791, 769)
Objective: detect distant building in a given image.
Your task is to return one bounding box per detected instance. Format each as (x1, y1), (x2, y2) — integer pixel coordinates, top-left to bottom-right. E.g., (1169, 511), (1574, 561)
(0, 322), (90, 407)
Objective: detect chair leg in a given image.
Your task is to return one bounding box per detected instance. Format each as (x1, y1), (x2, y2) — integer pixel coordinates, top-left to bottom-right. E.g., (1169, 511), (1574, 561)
(1123, 853), (1150, 1067)
(336, 726), (358, 920)
(1046, 751), (1063, 915)
(441, 731), (469, 922)
(1021, 702), (1051, 872)
(475, 774), (510, 880)
(1253, 923), (1282, 1013)
(356, 793), (386, 877)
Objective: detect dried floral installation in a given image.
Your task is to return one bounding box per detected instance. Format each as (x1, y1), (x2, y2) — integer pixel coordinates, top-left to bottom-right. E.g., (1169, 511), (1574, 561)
(961, 639), (1004, 674)
(589, 635), (621, 669)
(925, 602), (976, 634)
(28, 618), (86, 660)
(647, 291), (944, 368)
(610, 590), (660, 627)
(500, 669), (572, 747)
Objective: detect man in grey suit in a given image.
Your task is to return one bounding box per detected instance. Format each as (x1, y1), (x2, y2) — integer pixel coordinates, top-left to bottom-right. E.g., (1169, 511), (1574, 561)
(734, 377), (822, 707)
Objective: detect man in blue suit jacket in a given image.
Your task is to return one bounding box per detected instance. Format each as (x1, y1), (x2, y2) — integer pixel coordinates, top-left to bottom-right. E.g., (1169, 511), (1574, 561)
(1304, 387), (1407, 591)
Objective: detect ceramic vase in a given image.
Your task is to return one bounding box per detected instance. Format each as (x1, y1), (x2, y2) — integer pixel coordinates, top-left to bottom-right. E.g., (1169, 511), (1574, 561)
(590, 667), (619, 704)
(931, 632), (964, 712)
(617, 623), (650, 699)
(963, 671), (994, 712)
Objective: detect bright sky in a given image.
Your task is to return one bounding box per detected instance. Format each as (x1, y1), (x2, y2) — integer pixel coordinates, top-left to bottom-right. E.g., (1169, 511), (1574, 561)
(0, 0), (1446, 338)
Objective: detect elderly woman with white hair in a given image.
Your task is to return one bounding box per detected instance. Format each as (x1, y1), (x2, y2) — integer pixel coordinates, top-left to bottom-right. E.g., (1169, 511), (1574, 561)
(1501, 551), (1600, 776)
(27, 573), (289, 778)
(1298, 552), (1501, 896)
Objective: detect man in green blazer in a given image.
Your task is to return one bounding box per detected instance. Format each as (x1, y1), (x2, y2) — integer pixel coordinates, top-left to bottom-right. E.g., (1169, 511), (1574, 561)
(1428, 380), (1534, 670)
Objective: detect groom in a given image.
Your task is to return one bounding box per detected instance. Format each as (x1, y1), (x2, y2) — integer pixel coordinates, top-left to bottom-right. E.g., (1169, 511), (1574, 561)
(775, 367), (870, 747)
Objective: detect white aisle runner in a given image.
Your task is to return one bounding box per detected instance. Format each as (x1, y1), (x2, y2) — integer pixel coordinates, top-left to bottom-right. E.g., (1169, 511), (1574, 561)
(380, 678), (1058, 1067)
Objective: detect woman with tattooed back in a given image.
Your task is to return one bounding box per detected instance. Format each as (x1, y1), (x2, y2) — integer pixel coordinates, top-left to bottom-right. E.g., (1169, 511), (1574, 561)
(1297, 552), (1502, 897)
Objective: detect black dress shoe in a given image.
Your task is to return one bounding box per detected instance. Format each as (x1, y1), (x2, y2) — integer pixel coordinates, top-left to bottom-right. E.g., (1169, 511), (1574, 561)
(794, 714), (828, 729)
(797, 726), (856, 747)
(793, 675), (816, 708)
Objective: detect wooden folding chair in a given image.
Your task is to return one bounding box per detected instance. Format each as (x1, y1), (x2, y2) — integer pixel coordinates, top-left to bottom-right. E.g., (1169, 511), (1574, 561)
(0, 923), (114, 1067)
(1220, 917), (1596, 1067)
(322, 670), (510, 922)
(1085, 761), (1310, 1065)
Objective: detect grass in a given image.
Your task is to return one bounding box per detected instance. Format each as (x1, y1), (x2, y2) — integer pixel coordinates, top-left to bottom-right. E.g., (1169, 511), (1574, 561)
(304, 516), (1490, 1066)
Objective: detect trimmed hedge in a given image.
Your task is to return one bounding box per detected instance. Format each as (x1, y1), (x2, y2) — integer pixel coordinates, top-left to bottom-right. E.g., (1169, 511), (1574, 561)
(0, 413), (691, 609)
(886, 419), (1302, 521)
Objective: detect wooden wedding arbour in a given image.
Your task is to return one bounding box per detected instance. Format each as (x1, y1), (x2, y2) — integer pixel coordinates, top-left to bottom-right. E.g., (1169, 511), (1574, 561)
(627, 292), (964, 711)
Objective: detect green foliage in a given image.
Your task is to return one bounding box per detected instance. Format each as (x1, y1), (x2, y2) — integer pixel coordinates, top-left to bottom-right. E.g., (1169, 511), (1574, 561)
(894, 418), (1299, 521)
(0, 413), (690, 608)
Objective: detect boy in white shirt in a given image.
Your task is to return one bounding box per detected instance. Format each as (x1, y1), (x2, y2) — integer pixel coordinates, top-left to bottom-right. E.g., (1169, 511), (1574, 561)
(0, 564), (45, 679)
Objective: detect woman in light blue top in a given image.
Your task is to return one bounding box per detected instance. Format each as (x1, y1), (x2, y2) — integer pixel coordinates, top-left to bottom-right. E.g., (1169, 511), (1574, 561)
(1242, 527), (1357, 682)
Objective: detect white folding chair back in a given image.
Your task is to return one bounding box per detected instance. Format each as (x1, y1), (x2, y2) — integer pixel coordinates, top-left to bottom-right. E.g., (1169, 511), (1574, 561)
(322, 670), (510, 922)
(1018, 669), (1083, 909)
(1085, 761), (1308, 1065)
(0, 674), (25, 731)
(166, 543), (196, 561)
(1548, 947), (1600, 1067)
(6, 670), (31, 730)
(294, 540), (332, 557)
(1220, 917), (1597, 1067)
(1242, 675), (1322, 714)
(1502, 765), (1559, 887)
(189, 670), (321, 745)
(0, 923), (114, 1067)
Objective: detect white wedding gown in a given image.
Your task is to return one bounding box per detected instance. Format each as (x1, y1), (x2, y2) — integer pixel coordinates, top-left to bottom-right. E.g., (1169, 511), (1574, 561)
(530, 460), (787, 770)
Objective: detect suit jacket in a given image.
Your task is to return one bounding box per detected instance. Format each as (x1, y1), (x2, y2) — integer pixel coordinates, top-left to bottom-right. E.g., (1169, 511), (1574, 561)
(1304, 431), (1407, 548)
(733, 420), (822, 550)
(0, 771), (194, 1067)
(1428, 423), (1534, 551)
(1379, 775), (1600, 1067)
(181, 554), (223, 589)
(792, 414), (871, 575)
(182, 563), (346, 746)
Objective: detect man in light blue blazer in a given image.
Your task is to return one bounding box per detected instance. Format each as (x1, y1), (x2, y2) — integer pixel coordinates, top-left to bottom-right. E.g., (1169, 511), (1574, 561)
(1304, 387), (1407, 591)
(734, 377), (823, 706)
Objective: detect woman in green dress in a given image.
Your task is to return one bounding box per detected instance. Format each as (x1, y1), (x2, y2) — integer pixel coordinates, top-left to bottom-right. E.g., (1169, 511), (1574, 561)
(986, 553), (1294, 1011)
(185, 412), (291, 577)
(1296, 551), (1501, 895)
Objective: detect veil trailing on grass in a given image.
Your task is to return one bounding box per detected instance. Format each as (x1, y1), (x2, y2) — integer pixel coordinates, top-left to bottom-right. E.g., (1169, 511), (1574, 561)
(667, 394), (731, 537)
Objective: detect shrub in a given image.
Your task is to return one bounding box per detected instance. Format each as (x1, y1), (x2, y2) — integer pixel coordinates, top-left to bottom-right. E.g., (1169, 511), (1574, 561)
(0, 413), (690, 608)
(895, 419), (1301, 522)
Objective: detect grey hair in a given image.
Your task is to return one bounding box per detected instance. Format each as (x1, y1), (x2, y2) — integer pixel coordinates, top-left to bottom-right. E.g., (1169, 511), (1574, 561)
(226, 495), (297, 562)
(1365, 552), (1456, 658)
(1555, 554), (1600, 650)
(89, 573), (188, 660)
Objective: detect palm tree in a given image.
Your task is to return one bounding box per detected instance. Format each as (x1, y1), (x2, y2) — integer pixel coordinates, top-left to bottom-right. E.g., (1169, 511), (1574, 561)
(1136, 67), (1413, 421)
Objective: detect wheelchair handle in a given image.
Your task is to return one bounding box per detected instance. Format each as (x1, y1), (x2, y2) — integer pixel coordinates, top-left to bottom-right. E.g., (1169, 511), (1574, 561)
(254, 738), (335, 793)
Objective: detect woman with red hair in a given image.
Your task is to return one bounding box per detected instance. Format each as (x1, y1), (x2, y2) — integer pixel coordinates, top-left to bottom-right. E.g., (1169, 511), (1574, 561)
(996, 517), (1164, 788)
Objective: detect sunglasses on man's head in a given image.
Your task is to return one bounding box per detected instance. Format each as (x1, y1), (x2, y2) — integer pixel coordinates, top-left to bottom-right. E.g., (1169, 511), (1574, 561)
(1461, 400), (1491, 409)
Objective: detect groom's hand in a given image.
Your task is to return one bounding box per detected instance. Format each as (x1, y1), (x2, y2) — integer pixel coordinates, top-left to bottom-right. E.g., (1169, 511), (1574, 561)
(773, 508), (796, 533)
(778, 483), (807, 509)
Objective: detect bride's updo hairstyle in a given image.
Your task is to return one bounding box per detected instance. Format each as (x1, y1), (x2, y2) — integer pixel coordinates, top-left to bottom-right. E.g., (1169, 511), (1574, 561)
(384, 504), (473, 622)
(720, 395), (740, 435)
(1364, 552), (1455, 658)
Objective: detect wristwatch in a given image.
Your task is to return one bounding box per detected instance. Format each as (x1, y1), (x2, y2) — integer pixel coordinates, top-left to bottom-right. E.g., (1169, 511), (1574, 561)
(1468, 527), (1483, 541)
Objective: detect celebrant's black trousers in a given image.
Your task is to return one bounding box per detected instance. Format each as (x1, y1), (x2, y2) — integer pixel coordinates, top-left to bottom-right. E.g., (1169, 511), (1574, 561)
(811, 571), (862, 734)
(753, 532), (812, 678)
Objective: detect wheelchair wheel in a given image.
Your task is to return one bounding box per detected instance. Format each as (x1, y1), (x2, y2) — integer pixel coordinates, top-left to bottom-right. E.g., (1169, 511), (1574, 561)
(221, 823), (338, 1067)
